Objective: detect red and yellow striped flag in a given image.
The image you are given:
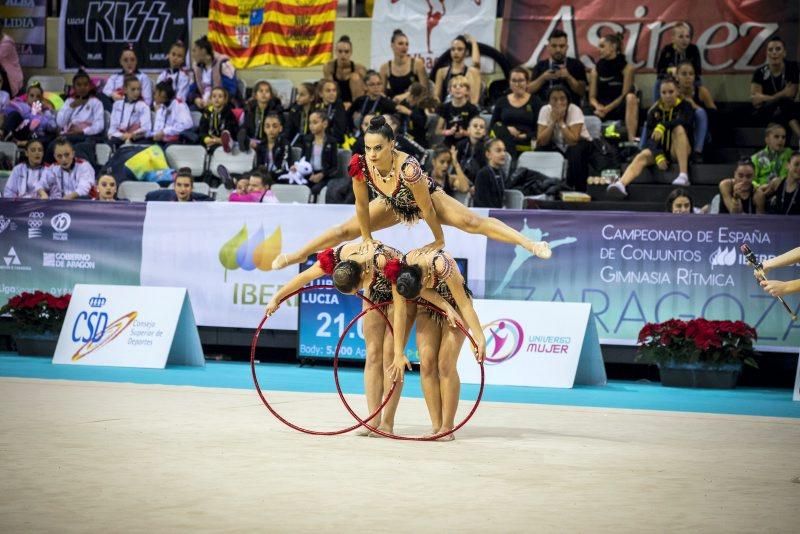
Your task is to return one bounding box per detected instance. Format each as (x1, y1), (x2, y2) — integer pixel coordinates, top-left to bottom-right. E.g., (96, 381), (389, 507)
(209, 1), (337, 69)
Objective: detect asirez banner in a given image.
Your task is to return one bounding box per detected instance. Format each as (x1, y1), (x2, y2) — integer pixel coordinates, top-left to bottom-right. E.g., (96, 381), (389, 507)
(58, 0), (192, 70)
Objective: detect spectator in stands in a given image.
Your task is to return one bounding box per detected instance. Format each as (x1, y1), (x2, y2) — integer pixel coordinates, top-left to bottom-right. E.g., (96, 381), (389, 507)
(759, 151), (800, 215)
(435, 75), (480, 148)
(473, 139), (507, 208)
(433, 34), (482, 105)
(322, 35), (366, 110)
(299, 109), (338, 198)
(751, 123), (792, 191)
(0, 20), (23, 96)
(429, 144), (471, 197)
(395, 81), (436, 148)
(380, 29), (429, 103)
(718, 159), (757, 214)
(234, 175), (249, 196)
(102, 46), (154, 109)
(239, 80), (284, 150)
(456, 115), (488, 181)
(607, 78), (693, 198)
(285, 82), (316, 146)
(588, 33), (639, 143)
(230, 171), (278, 203)
(145, 168), (211, 202)
(491, 67), (541, 159)
(654, 22), (702, 101)
(537, 85), (592, 192)
(675, 61), (716, 162)
(256, 113), (293, 182)
(315, 79), (348, 145)
(665, 188), (694, 213)
(108, 75), (151, 148)
(53, 70), (104, 160)
(348, 112), (375, 156)
(0, 81), (57, 147)
(189, 35), (238, 109)
(350, 71), (396, 132)
(529, 29), (587, 104)
(382, 113), (428, 166)
(156, 41), (192, 103)
(94, 173), (118, 201)
(199, 87), (238, 154)
(4, 139), (45, 198)
(150, 80), (193, 144)
(36, 137), (95, 199)
(750, 36), (800, 146)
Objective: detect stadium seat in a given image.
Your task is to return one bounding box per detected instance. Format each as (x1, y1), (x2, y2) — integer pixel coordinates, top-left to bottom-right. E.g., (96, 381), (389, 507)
(95, 143), (112, 167)
(209, 151), (255, 177)
(317, 186), (327, 204)
(0, 141), (19, 166)
(214, 185), (231, 202)
(336, 149), (352, 179)
(518, 151), (565, 180)
(29, 75), (65, 94)
(117, 181), (159, 202)
(165, 145), (207, 177)
(190, 111), (202, 128)
(271, 183), (311, 203)
(0, 176), (8, 194)
(503, 189), (524, 209)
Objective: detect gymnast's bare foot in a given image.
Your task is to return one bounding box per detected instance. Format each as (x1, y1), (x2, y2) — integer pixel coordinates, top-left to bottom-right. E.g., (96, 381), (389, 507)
(271, 252), (294, 270)
(526, 240), (552, 259)
(435, 427), (455, 441)
(369, 423), (393, 437)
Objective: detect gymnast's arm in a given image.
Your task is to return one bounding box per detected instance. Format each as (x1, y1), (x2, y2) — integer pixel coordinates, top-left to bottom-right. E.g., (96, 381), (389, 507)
(265, 263), (325, 316)
(419, 288), (460, 327)
(762, 247), (800, 273)
(388, 284), (413, 382)
(445, 275), (486, 362)
(353, 177), (374, 243)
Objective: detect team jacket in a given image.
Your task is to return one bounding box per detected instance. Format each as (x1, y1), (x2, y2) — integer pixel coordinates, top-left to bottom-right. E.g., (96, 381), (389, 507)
(56, 96), (104, 136)
(37, 159), (96, 198)
(108, 99), (152, 139)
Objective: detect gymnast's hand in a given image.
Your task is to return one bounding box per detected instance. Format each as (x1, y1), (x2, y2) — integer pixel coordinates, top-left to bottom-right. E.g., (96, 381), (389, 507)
(358, 238), (378, 253)
(420, 240), (444, 254)
(387, 355), (412, 382)
(760, 279), (791, 297)
(473, 343), (486, 363)
(265, 298), (280, 317)
(444, 307), (461, 329)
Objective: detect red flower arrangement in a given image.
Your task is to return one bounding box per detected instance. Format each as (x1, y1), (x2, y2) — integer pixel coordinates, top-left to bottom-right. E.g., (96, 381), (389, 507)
(637, 318), (758, 368)
(1, 291), (72, 334)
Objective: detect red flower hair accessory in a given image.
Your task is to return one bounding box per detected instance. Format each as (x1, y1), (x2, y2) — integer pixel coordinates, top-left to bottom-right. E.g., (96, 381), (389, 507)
(318, 248), (336, 275)
(348, 153), (367, 182)
(383, 257), (403, 284)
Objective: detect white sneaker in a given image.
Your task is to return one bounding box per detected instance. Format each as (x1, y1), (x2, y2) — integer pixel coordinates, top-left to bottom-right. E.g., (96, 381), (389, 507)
(672, 174), (690, 186)
(606, 181), (628, 198)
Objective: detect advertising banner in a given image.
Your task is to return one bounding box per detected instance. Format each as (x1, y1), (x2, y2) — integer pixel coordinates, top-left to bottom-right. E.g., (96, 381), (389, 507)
(370, 0), (497, 72)
(0, 199), (146, 307)
(485, 211), (800, 351)
(0, 0), (47, 68)
(501, 0), (799, 73)
(58, 0), (192, 70)
(139, 203), (488, 331)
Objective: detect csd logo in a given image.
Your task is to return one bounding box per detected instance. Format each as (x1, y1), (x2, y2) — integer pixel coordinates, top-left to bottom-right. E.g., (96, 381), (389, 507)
(71, 311), (108, 343)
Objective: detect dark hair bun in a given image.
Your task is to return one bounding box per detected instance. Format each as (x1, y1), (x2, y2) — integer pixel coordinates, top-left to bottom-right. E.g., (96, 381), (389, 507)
(339, 35), (351, 43)
(369, 115), (387, 129)
(396, 267), (422, 299)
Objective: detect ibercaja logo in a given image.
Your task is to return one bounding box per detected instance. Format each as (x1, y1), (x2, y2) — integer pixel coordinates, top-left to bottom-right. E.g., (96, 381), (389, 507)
(482, 318), (524, 365)
(218, 224), (282, 281)
(70, 294), (137, 361)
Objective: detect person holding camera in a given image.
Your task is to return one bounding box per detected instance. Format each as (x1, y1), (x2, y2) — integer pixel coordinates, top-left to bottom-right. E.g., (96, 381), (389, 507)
(529, 29), (588, 105)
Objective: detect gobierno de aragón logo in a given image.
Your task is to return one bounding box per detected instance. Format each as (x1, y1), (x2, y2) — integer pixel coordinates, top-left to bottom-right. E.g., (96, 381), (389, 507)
(218, 224), (282, 281)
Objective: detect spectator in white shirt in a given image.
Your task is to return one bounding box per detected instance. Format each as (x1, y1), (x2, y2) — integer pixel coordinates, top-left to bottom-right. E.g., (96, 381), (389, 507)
(102, 46), (154, 109)
(4, 139), (46, 198)
(108, 75), (152, 148)
(52, 70), (104, 163)
(150, 80), (193, 144)
(156, 41), (192, 103)
(37, 137), (96, 199)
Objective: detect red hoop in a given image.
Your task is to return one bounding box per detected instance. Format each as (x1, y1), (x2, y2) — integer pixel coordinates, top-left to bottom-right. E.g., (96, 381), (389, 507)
(250, 286), (397, 435)
(333, 299), (485, 441)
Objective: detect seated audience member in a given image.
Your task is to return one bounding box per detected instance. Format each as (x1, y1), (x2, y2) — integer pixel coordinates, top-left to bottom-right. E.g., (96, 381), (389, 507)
(349, 71), (396, 132)
(348, 112), (374, 156)
(654, 22), (702, 100)
(189, 35), (238, 109)
(433, 34), (482, 105)
(380, 29), (428, 103)
(0, 81), (57, 146)
(299, 109), (338, 197)
(233, 175), (249, 197)
(156, 41), (192, 102)
(37, 137), (96, 199)
(435, 75), (480, 148)
(383, 113), (427, 166)
(199, 87), (238, 154)
(719, 160), (757, 214)
(94, 173), (119, 201)
(529, 29), (587, 105)
(491, 67), (542, 159)
(588, 33), (638, 142)
(285, 82), (315, 146)
(536, 85), (592, 192)
(4, 139), (46, 198)
(239, 80), (284, 150)
(456, 115), (488, 181)
(665, 188), (694, 213)
(751, 36), (800, 145)
(607, 78), (693, 198)
(0, 22), (23, 97)
(145, 168), (212, 202)
(53, 70), (104, 160)
(150, 80), (193, 144)
(315, 79), (349, 145)
(429, 144), (471, 197)
(675, 61), (716, 162)
(256, 113), (294, 181)
(751, 123), (792, 194)
(758, 151), (800, 215)
(395, 81), (436, 148)
(322, 35), (366, 110)
(102, 46), (154, 109)
(230, 171), (278, 203)
(107, 75), (151, 148)
(473, 139), (507, 208)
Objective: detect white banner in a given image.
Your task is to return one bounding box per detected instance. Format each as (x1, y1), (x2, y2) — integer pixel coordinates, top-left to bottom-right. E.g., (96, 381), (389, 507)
(53, 284), (204, 368)
(457, 299), (606, 388)
(140, 203), (489, 330)
(370, 0), (497, 72)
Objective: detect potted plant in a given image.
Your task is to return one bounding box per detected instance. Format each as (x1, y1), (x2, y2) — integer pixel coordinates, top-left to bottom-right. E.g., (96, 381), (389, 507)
(0, 291), (72, 356)
(637, 318), (758, 388)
